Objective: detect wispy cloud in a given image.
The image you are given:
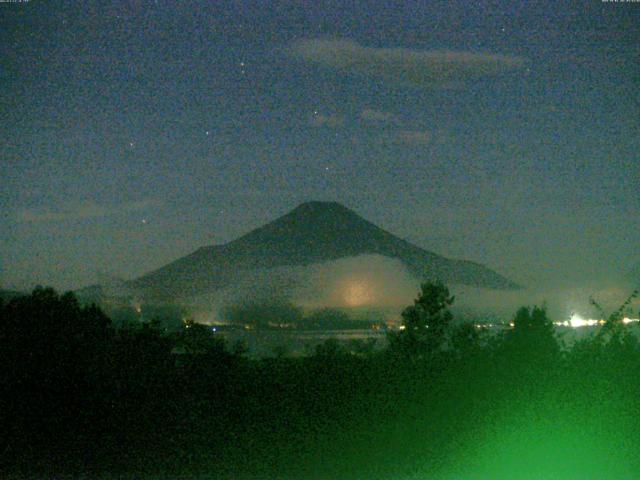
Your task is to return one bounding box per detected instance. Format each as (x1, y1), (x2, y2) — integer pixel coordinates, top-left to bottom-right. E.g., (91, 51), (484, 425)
(290, 39), (526, 86)
(360, 108), (402, 124)
(366, 129), (446, 148)
(396, 130), (433, 145)
(309, 113), (344, 127)
(16, 199), (160, 223)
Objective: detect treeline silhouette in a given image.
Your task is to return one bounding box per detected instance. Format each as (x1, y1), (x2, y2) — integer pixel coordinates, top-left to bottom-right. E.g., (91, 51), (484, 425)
(1, 284), (639, 479)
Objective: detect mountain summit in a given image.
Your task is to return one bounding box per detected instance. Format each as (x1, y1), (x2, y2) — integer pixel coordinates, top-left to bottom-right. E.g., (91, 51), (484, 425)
(130, 201), (520, 298)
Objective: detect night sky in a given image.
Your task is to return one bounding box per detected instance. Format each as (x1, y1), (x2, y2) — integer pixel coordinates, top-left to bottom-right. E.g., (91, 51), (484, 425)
(1, 1), (638, 297)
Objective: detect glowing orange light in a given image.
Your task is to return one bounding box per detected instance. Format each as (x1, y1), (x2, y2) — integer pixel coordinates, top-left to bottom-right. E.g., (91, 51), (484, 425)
(343, 280), (373, 306)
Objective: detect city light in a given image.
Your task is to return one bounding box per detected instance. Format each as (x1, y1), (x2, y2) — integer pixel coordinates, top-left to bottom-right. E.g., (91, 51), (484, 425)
(569, 314), (598, 328)
(552, 315), (639, 328)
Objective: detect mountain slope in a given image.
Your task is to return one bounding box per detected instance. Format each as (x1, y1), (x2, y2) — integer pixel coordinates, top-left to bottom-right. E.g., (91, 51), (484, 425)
(130, 201), (520, 298)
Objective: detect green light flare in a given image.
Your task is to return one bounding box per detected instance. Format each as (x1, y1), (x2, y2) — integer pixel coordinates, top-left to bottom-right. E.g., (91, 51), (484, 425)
(445, 399), (637, 479)
(399, 388), (640, 480)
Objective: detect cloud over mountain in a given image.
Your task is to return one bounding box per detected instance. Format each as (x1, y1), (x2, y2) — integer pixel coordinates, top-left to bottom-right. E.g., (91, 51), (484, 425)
(129, 201), (520, 300)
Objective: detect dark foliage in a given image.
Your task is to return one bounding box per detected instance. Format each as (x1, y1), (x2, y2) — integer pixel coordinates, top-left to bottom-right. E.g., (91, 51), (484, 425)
(500, 305), (560, 366)
(1, 285), (640, 479)
(387, 281), (455, 359)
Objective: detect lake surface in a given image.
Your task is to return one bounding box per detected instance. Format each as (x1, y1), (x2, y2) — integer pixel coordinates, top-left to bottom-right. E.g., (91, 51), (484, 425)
(217, 321), (640, 357)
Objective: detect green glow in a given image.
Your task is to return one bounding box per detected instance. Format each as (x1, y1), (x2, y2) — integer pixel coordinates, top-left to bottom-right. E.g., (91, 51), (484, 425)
(430, 395), (639, 479)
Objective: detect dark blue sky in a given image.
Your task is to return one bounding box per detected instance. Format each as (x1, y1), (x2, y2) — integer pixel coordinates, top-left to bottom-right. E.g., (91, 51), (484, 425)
(1, 0), (638, 293)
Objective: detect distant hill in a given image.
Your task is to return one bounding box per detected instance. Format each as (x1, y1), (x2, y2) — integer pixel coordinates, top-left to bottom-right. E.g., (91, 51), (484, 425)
(129, 201), (520, 300)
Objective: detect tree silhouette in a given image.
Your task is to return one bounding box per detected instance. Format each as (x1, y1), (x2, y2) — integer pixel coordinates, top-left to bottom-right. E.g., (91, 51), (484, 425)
(179, 318), (228, 356)
(450, 322), (484, 359)
(500, 305), (559, 371)
(388, 281), (454, 360)
(591, 287), (639, 341)
(0, 287), (114, 460)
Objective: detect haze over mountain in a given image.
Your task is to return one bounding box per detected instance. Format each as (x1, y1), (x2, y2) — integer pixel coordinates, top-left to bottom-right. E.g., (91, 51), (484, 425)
(129, 201), (519, 300)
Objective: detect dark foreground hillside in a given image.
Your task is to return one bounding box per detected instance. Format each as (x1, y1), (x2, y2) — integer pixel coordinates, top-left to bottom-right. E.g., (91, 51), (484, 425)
(1, 286), (639, 479)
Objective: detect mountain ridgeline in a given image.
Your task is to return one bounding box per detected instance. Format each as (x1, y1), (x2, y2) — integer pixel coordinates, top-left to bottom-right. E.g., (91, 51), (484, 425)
(130, 201), (520, 299)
